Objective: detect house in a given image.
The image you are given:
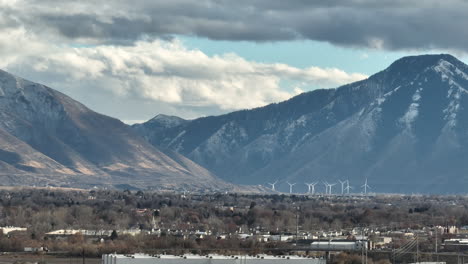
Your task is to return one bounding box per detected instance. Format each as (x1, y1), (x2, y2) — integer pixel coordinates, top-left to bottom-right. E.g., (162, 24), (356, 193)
(446, 226), (458, 234)
(24, 247), (45, 252)
(372, 236), (392, 248)
(237, 233), (251, 240)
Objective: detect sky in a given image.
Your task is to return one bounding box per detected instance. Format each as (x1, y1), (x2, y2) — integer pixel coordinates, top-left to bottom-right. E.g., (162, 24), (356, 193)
(1, 0), (468, 124)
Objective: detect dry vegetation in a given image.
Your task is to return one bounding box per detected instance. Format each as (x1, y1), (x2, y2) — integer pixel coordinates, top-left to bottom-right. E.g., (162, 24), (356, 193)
(0, 188), (467, 263)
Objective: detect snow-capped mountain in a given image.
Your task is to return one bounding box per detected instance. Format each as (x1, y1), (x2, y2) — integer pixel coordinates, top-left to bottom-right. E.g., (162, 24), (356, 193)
(0, 69), (230, 191)
(132, 114), (188, 147)
(134, 54), (468, 193)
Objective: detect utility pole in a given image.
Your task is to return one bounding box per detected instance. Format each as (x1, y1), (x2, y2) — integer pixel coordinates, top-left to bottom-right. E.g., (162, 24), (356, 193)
(361, 228), (365, 264)
(416, 234), (419, 264)
(295, 206), (299, 245)
(365, 241), (368, 264)
(435, 228), (439, 263)
(362, 243), (366, 264)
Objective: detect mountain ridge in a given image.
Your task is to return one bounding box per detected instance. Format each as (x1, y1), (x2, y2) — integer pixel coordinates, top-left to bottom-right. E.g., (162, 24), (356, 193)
(133, 54), (468, 193)
(0, 69), (232, 191)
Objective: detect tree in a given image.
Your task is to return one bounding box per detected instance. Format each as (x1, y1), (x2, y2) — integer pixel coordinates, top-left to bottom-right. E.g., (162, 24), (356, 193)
(110, 230), (118, 240)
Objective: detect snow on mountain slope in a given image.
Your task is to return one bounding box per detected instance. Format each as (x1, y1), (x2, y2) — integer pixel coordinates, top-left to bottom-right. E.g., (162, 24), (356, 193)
(134, 54), (468, 193)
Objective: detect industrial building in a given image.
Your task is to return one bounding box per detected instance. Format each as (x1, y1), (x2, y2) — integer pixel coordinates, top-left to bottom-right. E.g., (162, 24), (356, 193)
(309, 240), (369, 251)
(102, 254), (326, 264)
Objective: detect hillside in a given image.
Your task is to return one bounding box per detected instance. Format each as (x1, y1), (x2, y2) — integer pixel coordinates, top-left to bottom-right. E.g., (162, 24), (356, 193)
(0, 70), (230, 191)
(134, 54), (468, 193)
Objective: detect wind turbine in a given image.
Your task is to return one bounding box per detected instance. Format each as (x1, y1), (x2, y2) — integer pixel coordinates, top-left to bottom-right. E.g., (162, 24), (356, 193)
(339, 180), (347, 195)
(361, 178), (371, 195)
(310, 182), (318, 195)
(323, 181), (329, 194)
(344, 180), (353, 194)
(328, 183), (337, 195)
(267, 180), (279, 191)
(286, 181), (297, 194)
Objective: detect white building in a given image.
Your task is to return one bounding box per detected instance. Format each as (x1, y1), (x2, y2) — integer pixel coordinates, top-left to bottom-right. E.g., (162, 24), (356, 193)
(46, 229), (142, 237)
(409, 262), (446, 264)
(24, 247), (44, 252)
(0, 226), (27, 234)
(102, 254), (326, 264)
(443, 238), (468, 244)
(372, 236), (392, 248)
(310, 240), (369, 251)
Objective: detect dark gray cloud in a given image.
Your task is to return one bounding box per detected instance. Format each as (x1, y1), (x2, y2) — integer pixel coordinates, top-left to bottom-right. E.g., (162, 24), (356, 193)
(3, 0), (468, 51)
(0, 0), (460, 121)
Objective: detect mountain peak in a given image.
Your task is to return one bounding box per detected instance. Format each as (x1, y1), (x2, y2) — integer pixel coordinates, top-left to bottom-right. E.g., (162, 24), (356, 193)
(385, 54), (465, 74)
(391, 54), (459, 66)
(132, 54), (468, 193)
(372, 54), (468, 88)
(132, 114), (188, 135)
(149, 114), (185, 122)
(147, 114), (187, 127)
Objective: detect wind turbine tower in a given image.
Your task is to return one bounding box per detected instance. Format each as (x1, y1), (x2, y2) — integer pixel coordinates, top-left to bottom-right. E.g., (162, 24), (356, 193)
(361, 178), (371, 195)
(329, 183), (337, 195)
(267, 180), (279, 191)
(339, 180), (347, 195)
(311, 182), (318, 195)
(287, 181), (297, 194)
(344, 180), (352, 195)
(323, 181), (329, 195)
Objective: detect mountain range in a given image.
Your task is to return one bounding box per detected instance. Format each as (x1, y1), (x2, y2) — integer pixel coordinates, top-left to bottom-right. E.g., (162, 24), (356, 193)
(1, 54), (467, 194)
(133, 54), (468, 194)
(0, 69), (232, 191)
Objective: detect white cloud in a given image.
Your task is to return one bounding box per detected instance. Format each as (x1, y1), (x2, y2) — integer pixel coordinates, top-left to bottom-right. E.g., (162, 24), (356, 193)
(0, 31), (367, 118)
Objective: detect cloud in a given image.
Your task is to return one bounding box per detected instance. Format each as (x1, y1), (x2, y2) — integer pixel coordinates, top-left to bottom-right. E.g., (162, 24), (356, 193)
(0, 1), (375, 120)
(4, 37), (366, 111)
(0, 29), (366, 119)
(1, 0), (468, 52)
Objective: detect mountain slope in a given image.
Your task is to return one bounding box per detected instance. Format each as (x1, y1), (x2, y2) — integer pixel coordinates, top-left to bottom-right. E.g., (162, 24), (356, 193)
(267, 54), (468, 193)
(134, 54), (468, 193)
(0, 70), (229, 191)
